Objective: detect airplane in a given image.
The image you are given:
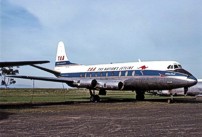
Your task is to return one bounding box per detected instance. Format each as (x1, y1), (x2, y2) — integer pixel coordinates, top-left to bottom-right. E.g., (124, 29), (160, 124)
(148, 79), (202, 96)
(7, 41), (198, 102)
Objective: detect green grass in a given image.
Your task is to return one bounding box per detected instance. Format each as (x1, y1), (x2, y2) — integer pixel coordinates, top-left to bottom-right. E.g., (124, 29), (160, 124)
(0, 88), (90, 103)
(0, 88), (138, 103)
(0, 88), (193, 104)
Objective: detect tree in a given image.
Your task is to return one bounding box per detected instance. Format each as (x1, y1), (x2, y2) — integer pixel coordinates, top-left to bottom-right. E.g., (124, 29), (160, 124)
(0, 67), (18, 88)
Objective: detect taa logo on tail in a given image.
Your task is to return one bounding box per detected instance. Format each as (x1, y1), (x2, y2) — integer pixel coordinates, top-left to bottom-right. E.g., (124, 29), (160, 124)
(58, 56), (65, 61)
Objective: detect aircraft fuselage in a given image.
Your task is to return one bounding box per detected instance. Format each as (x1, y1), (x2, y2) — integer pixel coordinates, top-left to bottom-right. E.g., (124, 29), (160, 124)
(58, 67), (197, 92)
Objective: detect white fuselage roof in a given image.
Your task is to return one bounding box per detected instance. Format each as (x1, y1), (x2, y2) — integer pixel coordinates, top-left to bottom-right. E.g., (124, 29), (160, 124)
(54, 61), (181, 73)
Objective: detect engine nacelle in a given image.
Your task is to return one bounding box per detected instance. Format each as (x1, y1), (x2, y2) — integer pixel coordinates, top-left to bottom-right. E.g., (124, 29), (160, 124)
(69, 79), (124, 90)
(96, 80), (124, 90)
(71, 79), (97, 88)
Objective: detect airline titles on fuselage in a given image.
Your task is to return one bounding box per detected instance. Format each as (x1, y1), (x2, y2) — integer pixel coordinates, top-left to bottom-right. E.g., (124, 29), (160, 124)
(87, 66), (135, 72)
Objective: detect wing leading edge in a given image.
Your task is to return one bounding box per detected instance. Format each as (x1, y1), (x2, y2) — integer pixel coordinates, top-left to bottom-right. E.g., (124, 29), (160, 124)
(7, 75), (74, 84)
(0, 60), (50, 67)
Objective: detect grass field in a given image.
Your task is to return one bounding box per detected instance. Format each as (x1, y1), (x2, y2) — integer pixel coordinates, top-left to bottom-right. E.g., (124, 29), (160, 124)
(0, 88), (135, 103)
(0, 88), (193, 104)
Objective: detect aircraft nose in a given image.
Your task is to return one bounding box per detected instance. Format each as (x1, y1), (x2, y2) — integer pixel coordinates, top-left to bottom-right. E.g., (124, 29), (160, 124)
(187, 75), (198, 87)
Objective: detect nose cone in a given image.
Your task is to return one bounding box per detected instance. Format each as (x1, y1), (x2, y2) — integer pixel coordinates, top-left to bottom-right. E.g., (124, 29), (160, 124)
(175, 69), (198, 87)
(187, 75), (198, 87)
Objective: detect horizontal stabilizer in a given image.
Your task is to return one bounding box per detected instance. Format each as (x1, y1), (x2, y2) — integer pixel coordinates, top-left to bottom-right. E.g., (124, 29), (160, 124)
(30, 64), (60, 76)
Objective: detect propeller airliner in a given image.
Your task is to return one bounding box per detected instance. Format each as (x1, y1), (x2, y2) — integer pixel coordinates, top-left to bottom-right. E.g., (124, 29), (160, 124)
(8, 42), (197, 102)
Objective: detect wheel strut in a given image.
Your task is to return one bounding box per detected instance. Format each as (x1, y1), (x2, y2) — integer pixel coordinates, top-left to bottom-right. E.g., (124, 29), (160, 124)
(89, 89), (100, 102)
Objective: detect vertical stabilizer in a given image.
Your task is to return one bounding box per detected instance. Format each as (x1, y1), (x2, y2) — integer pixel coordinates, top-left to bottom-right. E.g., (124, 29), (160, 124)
(55, 41), (75, 67)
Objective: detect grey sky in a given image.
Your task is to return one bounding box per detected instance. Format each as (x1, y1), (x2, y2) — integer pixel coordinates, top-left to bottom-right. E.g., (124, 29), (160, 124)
(0, 0), (202, 88)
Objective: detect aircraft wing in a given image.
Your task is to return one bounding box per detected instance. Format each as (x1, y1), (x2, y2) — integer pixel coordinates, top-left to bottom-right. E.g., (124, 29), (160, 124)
(0, 60), (50, 67)
(7, 75), (74, 83)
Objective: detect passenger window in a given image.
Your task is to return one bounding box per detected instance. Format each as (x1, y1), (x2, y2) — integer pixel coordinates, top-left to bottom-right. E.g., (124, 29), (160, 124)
(102, 72), (106, 77)
(128, 71), (132, 76)
(132, 71), (135, 76)
(119, 71), (121, 77)
(121, 71), (125, 76)
(125, 71), (128, 76)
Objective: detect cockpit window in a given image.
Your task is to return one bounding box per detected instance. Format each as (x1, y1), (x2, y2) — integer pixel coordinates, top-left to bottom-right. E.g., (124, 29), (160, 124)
(167, 65), (174, 69)
(174, 65), (178, 69)
(178, 65), (182, 69)
(170, 65), (173, 69)
(174, 64), (182, 69)
(167, 64), (182, 69)
(168, 64), (182, 70)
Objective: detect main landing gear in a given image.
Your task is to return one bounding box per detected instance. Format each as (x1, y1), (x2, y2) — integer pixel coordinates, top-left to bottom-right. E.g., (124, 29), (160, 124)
(136, 91), (145, 101)
(89, 89), (100, 102)
(89, 89), (146, 102)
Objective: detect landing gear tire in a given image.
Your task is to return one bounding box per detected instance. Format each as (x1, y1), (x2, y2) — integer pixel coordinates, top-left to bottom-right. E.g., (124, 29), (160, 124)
(167, 99), (173, 104)
(168, 95), (174, 103)
(136, 94), (145, 101)
(90, 95), (100, 102)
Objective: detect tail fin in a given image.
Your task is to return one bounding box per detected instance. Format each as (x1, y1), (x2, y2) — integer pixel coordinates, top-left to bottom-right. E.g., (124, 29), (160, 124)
(55, 41), (76, 67)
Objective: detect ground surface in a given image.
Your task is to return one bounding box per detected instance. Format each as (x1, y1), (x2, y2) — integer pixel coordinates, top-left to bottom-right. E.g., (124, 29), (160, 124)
(1, 98), (202, 137)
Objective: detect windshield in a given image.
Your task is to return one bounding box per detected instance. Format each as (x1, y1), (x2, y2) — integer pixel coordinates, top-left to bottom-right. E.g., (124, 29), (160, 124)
(167, 64), (182, 70)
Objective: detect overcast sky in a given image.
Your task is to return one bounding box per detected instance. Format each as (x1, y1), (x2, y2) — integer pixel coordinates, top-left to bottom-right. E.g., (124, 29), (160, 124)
(0, 0), (202, 88)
